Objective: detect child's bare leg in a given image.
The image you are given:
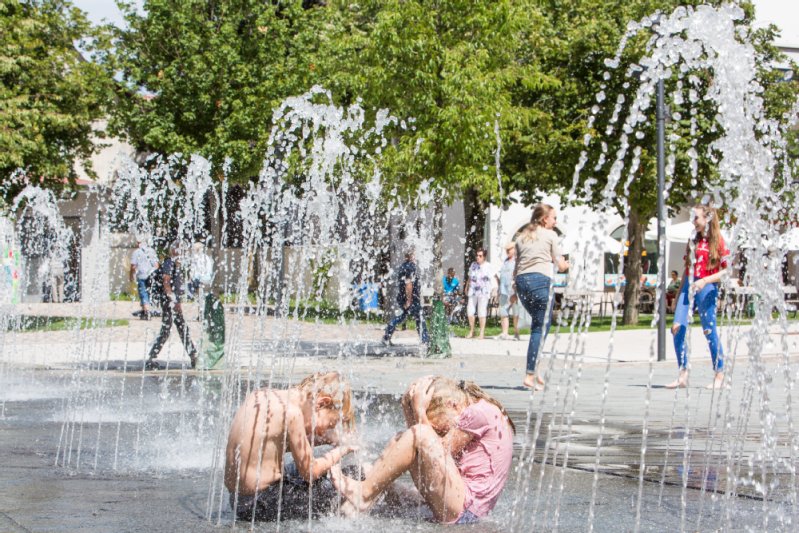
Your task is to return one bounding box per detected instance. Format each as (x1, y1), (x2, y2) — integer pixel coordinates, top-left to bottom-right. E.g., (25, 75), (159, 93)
(331, 424), (464, 521)
(466, 315), (475, 338)
(405, 426), (465, 522)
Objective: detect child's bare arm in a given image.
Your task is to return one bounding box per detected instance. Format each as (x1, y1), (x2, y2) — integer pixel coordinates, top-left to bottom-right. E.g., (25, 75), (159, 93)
(402, 375), (436, 427)
(287, 408), (357, 481)
(316, 426), (359, 447)
(440, 427), (473, 458)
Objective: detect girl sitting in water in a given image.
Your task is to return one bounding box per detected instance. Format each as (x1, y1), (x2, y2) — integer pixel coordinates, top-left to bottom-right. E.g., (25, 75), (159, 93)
(332, 378), (515, 524)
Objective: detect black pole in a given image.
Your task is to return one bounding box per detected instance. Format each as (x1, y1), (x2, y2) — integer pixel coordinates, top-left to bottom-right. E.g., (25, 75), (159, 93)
(657, 79), (667, 362)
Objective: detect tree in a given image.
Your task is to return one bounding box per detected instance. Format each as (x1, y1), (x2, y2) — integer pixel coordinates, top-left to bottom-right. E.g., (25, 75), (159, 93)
(0, 0), (113, 201)
(111, 0), (331, 182)
(505, 0), (798, 324)
(319, 0), (560, 276)
(111, 0), (347, 281)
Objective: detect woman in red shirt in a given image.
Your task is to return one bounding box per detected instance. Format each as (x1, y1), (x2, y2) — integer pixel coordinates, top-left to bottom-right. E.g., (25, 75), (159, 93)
(666, 205), (729, 390)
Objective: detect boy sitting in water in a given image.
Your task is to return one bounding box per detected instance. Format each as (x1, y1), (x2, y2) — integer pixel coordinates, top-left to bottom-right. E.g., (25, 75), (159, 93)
(224, 371), (357, 522)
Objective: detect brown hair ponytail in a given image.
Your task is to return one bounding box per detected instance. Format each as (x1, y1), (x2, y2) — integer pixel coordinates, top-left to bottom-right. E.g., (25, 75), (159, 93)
(457, 380), (516, 434)
(519, 203), (554, 244)
(685, 204), (723, 271)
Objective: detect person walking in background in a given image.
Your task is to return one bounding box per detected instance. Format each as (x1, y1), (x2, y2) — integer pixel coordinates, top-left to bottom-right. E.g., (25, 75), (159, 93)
(666, 204), (730, 390)
(514, 204), (569, 390)
(130, 236), (159, 320)
(146, 241), (198, 370)
(498, 242), (520, 340)
(382, 249), (428, 346)
(39, 259), (52, 303)
(464, 249), (495, 339)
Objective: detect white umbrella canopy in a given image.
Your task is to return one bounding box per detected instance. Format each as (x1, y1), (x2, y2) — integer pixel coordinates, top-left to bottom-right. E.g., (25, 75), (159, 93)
(639, 218), (698, 244)
(662, 220), (732, 244)
(665, 221), (694, 244)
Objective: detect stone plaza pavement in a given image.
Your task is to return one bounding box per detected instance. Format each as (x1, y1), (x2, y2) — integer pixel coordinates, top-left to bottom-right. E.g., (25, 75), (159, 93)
(3, 301), (799, 531)
(4, 300), (799, 417)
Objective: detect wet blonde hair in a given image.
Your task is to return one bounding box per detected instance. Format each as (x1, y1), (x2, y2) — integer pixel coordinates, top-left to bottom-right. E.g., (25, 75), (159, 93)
(426, 378), (515, 434)
(297, 371), (355, 431)
(518, 204), (554, 244)
(685, 204), (724, 270)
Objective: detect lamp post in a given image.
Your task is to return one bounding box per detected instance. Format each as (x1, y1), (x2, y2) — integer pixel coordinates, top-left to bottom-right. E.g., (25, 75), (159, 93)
(656, 79), (667, 361)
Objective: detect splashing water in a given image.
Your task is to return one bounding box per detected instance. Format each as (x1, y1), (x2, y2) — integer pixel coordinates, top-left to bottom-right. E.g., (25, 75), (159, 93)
(2, 5), (799, 531)
(511, 4), (799, 533)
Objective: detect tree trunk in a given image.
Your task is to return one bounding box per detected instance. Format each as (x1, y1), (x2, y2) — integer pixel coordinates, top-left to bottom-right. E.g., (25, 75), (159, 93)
(622, 210), (645, 325)
(462, 187), (486, 275)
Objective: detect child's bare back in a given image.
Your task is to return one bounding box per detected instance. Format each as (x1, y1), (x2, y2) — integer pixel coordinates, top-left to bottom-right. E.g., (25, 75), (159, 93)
(224, 388), (295, 495)
(224, 372), (357, 522)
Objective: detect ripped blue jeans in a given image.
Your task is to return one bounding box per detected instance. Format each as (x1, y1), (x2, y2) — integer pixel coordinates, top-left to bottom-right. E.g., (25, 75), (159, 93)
(515, 273), (554, 374)
(672, 280), (723, 372)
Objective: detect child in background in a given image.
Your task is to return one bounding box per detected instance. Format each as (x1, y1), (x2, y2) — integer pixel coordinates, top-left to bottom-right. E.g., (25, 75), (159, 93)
(332, 378), (514, 524)
(666, 204), (730, 390)
(224, 371), (357, 522)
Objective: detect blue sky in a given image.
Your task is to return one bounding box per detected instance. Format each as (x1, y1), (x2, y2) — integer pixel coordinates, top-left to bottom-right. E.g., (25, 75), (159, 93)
(72, 0), (134, 27)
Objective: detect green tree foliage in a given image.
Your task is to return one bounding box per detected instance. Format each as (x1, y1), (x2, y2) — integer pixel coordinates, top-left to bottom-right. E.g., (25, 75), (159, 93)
(322, 0), (559, 204)
(317, 0), (560, 272)
(0, 0), (113, 200)
(112, 0), (330, 181)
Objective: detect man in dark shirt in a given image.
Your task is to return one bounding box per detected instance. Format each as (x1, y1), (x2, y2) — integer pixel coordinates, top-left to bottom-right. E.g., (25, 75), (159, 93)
(146, 241), (198, 369)
(382, 250), (428, 346)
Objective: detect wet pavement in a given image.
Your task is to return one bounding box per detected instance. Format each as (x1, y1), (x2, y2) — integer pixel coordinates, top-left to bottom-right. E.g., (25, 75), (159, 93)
(0, 369), (794, 532)
(1, 301), (798, 531)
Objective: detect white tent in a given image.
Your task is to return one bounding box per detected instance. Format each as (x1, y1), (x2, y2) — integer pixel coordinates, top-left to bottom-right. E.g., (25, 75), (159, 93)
(656, 220), (732, 244)
(640, 218), (694, 244)
(665, 221), (695, 244)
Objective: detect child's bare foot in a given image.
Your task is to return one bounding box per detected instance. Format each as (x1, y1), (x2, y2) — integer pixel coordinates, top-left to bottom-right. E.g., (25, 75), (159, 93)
(665, 370), (689, 389)
(523, 375), (544, 391)
(706, 372), (724, 390)
(329, 464), (373, 513)
(465, 332), (474, 339)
